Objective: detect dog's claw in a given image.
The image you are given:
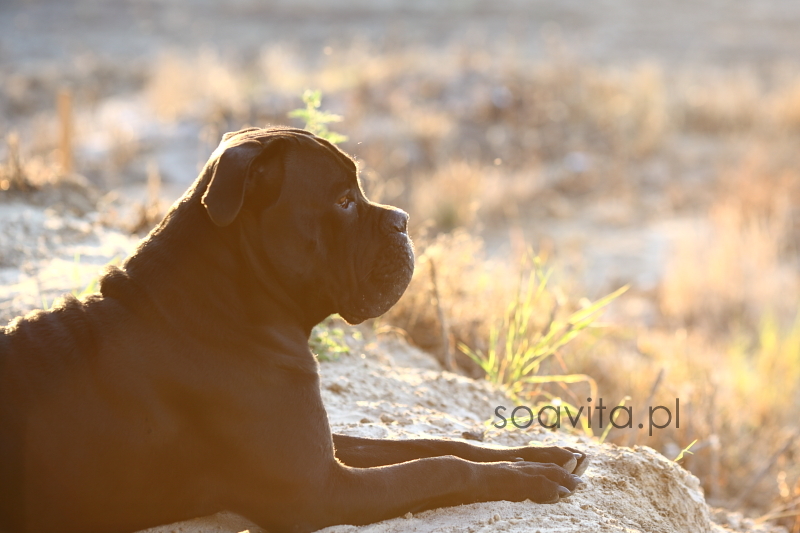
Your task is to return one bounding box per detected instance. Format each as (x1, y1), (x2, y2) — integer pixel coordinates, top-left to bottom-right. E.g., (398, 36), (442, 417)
(557, 485), (572, 498)
(573, 454), (589, 476)
(562, 455), (578, 473)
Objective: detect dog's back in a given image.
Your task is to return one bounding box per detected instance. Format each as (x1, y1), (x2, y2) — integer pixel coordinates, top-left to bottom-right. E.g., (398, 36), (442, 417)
(1, 296), (102, 531)
(2, 295), (99, 363)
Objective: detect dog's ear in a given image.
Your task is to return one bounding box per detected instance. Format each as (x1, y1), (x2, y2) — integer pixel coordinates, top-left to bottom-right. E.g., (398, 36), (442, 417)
(202, 140), (265, 227)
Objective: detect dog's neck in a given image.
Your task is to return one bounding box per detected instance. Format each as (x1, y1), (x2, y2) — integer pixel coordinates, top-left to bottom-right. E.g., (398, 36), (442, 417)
(110, 199), (323, 344)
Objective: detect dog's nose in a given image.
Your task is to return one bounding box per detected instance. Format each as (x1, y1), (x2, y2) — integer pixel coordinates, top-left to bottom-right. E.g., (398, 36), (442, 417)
(383, 208), (409, 235)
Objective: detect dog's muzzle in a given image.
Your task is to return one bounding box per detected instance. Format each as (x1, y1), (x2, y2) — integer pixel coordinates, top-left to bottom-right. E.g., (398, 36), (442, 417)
(340, 208), (414, 325)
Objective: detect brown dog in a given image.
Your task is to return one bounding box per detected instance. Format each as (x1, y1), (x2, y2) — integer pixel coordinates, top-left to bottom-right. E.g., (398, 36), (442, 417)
(0, 127), (586, 533)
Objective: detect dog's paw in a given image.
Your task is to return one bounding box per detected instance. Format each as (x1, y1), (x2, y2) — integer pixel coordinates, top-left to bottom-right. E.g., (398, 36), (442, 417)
(509, 445), (588, 475)
(498, 461), (584, 504)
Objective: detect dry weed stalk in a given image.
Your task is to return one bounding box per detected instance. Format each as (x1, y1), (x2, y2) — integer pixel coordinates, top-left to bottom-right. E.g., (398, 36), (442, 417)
(58, 87), (74, 175)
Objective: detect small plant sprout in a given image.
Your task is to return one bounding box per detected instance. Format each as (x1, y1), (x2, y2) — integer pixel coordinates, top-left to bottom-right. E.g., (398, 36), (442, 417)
(41, 255), (120, 310)
(310, 316), (361, 362)
(674, 439), (698, 462)
(288, 90), (349, 144)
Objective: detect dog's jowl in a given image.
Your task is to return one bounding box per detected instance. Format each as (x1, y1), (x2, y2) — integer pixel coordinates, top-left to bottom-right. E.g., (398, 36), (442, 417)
(0, 127), (586, 533)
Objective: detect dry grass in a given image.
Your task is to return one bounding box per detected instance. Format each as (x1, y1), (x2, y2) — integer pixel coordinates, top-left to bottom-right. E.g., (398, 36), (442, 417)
(381, 229), (505, 373)
(660, 147), (800, 332)
(0, 131), (70, 194)
(147, 49), (253, 124)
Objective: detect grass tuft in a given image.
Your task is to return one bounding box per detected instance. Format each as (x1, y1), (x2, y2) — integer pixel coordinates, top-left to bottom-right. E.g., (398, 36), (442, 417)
(459, 251), (627, 402)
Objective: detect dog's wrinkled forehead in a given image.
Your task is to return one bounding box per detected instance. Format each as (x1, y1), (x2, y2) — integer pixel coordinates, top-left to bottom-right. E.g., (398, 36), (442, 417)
(223, 126), (357, 174)
(202, 126), (361, 227)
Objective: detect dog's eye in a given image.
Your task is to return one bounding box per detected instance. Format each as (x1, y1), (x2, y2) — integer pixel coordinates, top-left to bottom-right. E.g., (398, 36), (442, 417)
(337, 195), (354, 209)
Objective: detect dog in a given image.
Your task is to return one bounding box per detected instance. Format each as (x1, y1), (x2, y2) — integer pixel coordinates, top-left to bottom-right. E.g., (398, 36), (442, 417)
(0, 127), (586, 533)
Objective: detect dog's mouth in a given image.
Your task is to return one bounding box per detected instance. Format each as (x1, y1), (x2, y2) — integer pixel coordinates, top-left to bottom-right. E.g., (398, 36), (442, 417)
(340, 238), (414, 325)
(339, 310), (369, 325)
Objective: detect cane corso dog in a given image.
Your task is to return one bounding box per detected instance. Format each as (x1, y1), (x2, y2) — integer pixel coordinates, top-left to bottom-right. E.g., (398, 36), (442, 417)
(0, 127), (586, 533)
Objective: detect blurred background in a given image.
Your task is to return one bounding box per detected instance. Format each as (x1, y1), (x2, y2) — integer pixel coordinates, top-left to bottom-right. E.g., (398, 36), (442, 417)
(1, 0), (800, 528)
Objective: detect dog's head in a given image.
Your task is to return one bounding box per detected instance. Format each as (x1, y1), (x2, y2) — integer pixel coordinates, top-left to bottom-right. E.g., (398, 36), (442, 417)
(199, 126), (414, 326)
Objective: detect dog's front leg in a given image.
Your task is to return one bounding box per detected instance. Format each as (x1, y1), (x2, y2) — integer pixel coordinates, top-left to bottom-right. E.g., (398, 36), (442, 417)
(332, 433), (588, 474)
(226, 373), (581, 532)
(256, 454), (581, 532)
(325, 456), (579, 529)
